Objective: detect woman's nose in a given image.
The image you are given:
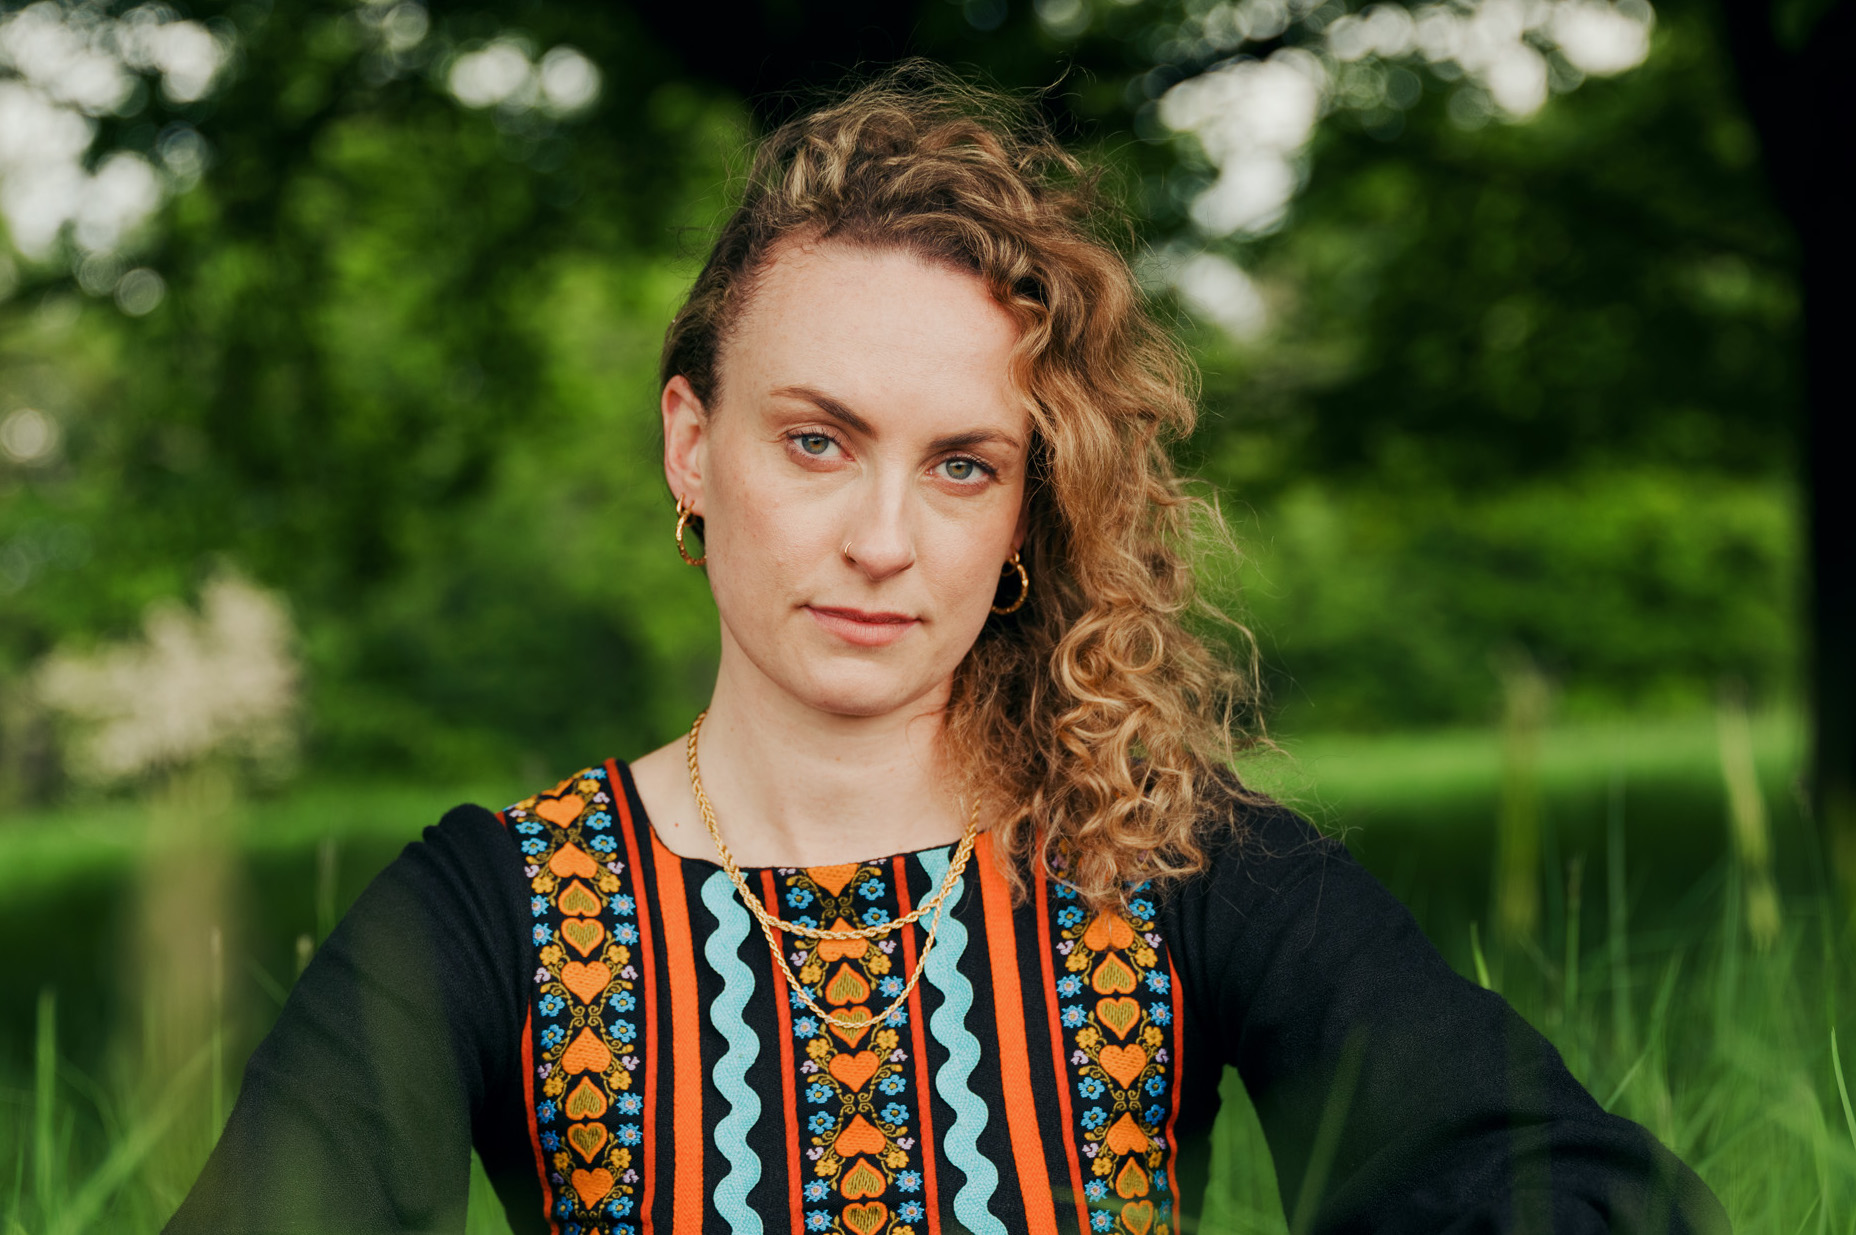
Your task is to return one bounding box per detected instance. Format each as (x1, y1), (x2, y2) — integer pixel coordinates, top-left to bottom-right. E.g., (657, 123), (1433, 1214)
(841, 482), (916, 582)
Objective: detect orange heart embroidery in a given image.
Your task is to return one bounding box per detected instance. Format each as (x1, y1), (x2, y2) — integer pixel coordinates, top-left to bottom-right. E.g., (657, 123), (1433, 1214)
(557, 879), (603, 917)
(1099, 1045), (1148, 1090)
(1083, 912), (1136, 953)
(839, 1155), (887, 1200)
(1115, 1156), (1151, 1199)
(1092, 954), (1138, 995)
(550, 843), (598, 879)
(827, 1007), (873, 1047)
(561, 917), (606, 958)
(842, 1201), (889, 1235)
(817, 918), (869, 962)
(567, 1121), (608, 1162)
(570, 1167), (613, 1208)
(1120, 1198), (1155, 1235)
(561, 961), (611, 1004)
(824, 963), (872, 1007)
(1096, 996), (1141, 1039)
(561, 1027), (612, 1075)
(808, 863), (861, 897)
(829, 1050), (881, 1092)
(564, 1077), (608, 1121)
(1103, 1111), (1150, 1156)
(834, 1114), (887, 1157)
(536, 795), (586, 828)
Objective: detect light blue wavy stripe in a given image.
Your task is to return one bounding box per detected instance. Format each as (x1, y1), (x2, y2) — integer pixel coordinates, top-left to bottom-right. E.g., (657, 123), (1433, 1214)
(918, 848), (1005, 1235)
(700, 871), (763, 1235)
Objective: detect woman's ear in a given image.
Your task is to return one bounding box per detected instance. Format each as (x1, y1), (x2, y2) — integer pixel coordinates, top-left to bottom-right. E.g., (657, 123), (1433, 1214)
(662, 375), (708, 509)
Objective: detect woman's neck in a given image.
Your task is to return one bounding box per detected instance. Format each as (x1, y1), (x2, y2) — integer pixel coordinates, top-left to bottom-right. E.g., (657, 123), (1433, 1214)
(626, 652), (968, 869)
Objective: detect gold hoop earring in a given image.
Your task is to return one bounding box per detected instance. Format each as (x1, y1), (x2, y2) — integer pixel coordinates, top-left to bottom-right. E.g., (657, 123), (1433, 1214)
(991, 552), (1029, 615)
(675, 495), (706, 567)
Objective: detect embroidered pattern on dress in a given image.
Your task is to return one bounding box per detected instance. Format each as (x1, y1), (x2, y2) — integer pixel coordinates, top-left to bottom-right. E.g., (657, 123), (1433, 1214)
(783, 863), (926, 1235)
(509, 767), (644, 1235)
(1050, 882), (1176, 1235)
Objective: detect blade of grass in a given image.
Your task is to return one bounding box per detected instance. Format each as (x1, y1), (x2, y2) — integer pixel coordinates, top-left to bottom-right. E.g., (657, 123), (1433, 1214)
(45, 1047), (209, 1235)
(1470, 921), (1492, 991)
(33, 987), (55, 1224)
(1832, 1027), (1856, 1157)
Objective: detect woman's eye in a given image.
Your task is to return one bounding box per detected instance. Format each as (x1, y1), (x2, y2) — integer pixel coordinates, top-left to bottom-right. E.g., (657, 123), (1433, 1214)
(795, 433), (833, 456)
(939, 458), (986, 482)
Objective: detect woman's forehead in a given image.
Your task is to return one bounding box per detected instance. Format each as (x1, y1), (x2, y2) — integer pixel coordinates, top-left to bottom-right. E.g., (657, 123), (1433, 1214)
(721, 239), (1025, 432)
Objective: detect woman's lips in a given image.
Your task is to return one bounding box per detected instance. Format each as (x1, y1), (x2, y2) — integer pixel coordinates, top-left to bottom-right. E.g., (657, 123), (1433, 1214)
(806, 605), (920, 647)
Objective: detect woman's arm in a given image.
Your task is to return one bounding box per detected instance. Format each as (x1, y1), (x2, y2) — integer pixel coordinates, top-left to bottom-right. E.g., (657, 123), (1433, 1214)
(1163, 803), (1727, 1234)
(163, 804), (536, 1235)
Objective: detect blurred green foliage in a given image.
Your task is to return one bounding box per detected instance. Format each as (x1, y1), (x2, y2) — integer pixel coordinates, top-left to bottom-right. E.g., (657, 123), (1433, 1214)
(0, 0), (1802, 794)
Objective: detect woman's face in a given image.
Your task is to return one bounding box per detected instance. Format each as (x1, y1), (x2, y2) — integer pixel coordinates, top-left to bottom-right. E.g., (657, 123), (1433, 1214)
(662, 239), (1029, 721)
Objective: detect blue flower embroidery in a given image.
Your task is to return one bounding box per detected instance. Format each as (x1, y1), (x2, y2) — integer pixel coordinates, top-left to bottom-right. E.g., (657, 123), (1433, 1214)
(1145, 1074), (1167, 1096)
(880, 1103), (909, 1124)
(615, 923), (639, 945)
(803, 1181), (829, 1202)
(521, 838), (548, 855)
(611, 989), (636, 1013)
(1084, 1180), (1108, 1202)
(608, 1194), (633, 1217)
(617, 1093), (643, 1115)
(861, 907), (890, 927)
(617, 1124), (641, 1146)
(585, 812), (612, 830)
(614, 1021), (637, 1043)
(1146, 1104), (1167, 1126)
(794, 1017), (819, 1038)
(859, 879), (887, 901)
(1061, 1005), (1086, 1028)
(540, 1131), (561, 1151)
(532, 925), (551, 946)
(1054, 880), (1078, 899)
(807, 1113), (835, 1135)
(613, 894), (635, 916)
(589, 834), (617, 854)
(1149, 1002), (1172, 1025)
(786, 887), (814, 909)
(899, 1201), (925, 1221)
(515, 819), (543, 835)
(805, 1212), (831, 1232)
(540, 1025), (565, 1048)
(1057, 906), (1085, 928)
(877, 976), (903, 997)
(554, 1195), (573, 1218)
(537, 1100), (557, 1123)
(539, 993), (565, 1016)
(1081, 1106), (1107, 1130)
(806, 1083), (832, 1104)
(897, 1170), (922, 1193)
(1145, 969), (1170, 994)
(1057, 974), (1084, 997)
(1078, 1076), (1106, 1099)
(530, 896), (549, 917)
(1090, 1210), (1114, 1231)
(1130, 898), (1155, 921)
(878, 1075), (906, 1095)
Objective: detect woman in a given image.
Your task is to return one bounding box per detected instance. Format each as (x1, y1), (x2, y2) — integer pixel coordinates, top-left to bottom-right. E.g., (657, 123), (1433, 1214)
(167, 68), (1723, 1234)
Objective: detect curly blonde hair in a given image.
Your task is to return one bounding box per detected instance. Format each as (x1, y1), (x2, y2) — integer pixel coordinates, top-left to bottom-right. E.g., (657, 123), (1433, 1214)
(661, 63), (1264, 909)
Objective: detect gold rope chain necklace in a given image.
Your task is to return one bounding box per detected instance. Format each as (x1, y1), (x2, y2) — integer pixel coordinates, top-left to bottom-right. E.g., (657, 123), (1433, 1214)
(685, 709), (978, 1030)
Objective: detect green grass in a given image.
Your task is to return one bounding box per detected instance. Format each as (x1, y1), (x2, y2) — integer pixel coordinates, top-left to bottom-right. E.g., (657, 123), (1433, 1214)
(0, 711), (1845, 1232)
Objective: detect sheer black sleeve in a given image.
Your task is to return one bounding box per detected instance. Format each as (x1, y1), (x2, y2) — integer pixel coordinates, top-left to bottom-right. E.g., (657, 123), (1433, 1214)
(1160, 802), (1727, 1234)
(163, 804), (539, 1235)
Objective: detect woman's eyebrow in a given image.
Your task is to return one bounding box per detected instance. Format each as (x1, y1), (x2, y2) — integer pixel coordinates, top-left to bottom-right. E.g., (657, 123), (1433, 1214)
(770, 384), (874, 435)
(772, 384), (1023, 455)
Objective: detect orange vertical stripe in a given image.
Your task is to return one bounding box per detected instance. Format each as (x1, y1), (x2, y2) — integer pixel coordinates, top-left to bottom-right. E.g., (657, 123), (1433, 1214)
(614, 763), (662, 1233)
(895, 856), (943, 1234)
(1163, 957), (1186, 1222)
(1035, 865), (1093, 1233)
(651, 832), (705, 1233)
(761, 869), (806, 1235)
(976, 840), (1061, 1232)
(520, 1008), (561, 1234)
